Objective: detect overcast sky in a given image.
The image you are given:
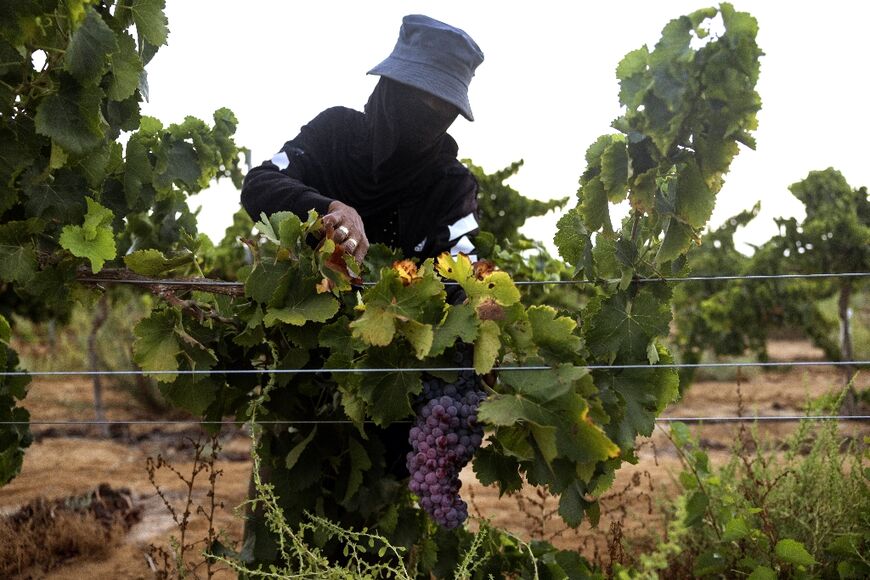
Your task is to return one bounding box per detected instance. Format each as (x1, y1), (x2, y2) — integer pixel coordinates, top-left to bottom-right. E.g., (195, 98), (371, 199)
(140, 1), (869, 255)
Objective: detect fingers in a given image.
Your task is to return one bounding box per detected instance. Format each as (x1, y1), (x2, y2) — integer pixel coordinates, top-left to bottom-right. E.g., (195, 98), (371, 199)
(343, 235), (369, 263)
(323, 201), (369, 262)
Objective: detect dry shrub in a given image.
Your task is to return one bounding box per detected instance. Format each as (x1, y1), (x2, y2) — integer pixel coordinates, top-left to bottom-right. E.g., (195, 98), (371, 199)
(0, 484), (141, 577)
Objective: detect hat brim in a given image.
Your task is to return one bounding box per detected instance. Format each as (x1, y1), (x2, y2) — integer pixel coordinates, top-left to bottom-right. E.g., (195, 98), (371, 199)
(368, 57), (475, 122)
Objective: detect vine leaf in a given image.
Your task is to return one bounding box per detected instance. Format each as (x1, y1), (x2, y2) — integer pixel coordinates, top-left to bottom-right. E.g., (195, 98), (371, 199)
(527, 305), (582, 360)
(342, 437), (372, 504)
(107, 31), (143, 101)
(34, 77), (105, 154)
(586, 288), (672, 361)
(263, 292), (339, 327)
(0, 219), (42, 284)
(436, 253), (520, 307)
(285, 427), (317, 471)
(133, 309), (181, 382)
(774, 539), (817, 567)
(124, 248), (194, 276)
(129, 0), (170, 46)
(478, 394), (619, 466)
(472, 445), (523, 495)
(499, 364), (587, 405)
(351, 262), (444, 354)
(599, 364), (679, 448)
(59, 198), (116, 273)
(473, 319), (500, 374)
(553, 208), (589, 273)
(64, 8), (117, 84)
(356, 347), (421, 426)
(430, 304), (478, 357)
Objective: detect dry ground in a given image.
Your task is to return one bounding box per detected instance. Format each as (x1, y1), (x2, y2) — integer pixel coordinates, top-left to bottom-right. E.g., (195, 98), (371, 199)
(0, 339), (866, 578)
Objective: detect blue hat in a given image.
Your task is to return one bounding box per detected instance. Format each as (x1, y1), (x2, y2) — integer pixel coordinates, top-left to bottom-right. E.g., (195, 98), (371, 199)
(368, 15), (484, 121)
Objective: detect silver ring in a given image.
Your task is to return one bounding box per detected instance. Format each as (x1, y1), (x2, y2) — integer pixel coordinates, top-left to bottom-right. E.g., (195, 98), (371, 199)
(345, 238), (358, 252)
(336, 225), (350, 240)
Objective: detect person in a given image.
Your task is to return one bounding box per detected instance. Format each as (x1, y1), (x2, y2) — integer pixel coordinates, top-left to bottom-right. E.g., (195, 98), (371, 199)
(241, 14), (484, 266)
(238, 15), (485, 567)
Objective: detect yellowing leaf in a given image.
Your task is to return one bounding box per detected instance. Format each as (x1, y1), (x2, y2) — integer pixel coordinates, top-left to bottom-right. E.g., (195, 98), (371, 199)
(474, 319), (501, 374)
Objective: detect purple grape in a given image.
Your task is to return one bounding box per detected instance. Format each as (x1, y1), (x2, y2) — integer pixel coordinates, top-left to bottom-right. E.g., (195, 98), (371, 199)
(406, 365), (486, 529)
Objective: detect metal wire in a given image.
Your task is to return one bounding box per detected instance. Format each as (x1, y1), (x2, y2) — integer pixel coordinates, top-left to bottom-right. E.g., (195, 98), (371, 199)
(2, 360), (867, 377)
(6, 415), (868, 426)
(77, 271), (870, 289)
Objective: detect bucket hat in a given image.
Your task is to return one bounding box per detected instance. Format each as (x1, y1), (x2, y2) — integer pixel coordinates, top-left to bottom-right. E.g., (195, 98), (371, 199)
(368, 15), (484, 121)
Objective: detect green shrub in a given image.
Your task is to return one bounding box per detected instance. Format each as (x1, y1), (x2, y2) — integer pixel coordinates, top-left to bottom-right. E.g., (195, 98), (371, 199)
(616, 397), (869, 579)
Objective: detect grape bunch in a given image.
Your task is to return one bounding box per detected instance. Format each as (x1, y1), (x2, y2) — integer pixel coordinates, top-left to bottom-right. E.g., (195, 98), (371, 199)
(407, 369), (485, 529)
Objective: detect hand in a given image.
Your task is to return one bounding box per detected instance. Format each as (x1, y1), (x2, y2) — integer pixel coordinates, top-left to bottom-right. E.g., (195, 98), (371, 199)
(322, 200), (369, 263)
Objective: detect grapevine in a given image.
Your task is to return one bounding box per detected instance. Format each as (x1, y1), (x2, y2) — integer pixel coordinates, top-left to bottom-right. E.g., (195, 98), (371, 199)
(0, 2), (763, 575)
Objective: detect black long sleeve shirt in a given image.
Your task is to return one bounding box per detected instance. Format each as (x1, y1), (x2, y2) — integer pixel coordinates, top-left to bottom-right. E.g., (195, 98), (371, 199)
(241, 107), (480, 261)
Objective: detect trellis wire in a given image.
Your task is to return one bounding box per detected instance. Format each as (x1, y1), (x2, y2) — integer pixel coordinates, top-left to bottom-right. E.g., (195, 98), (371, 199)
(4, 415), (869, 426)
(1, 359), (867, 378)
(76, 270), (870, 288)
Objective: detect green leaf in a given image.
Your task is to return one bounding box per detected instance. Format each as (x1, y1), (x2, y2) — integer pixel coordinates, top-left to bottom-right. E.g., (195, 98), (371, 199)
(350, 306), (397, 346)
(747, 566), (777, 580)
(263, 292), (339, 327)
(159, 375), (216, 416)
(479, 393), (618, 465)
(579, 176), (611, 232)
(684, 490), (708, 527)
(352, 263), (445, 347)
(586, 288), (673, 361)
(774, 538), (816, 567)
(531, 424), (558, 464)
(397, 319), (434, 359)
(616, 46), (650, 109)
(0, 219), (42, 284)
(722, 516), (751, 541)
(107, 31), (143, 101)
(693, 550), (727, 577)
(499, 364), (588, 404)
(342, 437), (372, 504)
(472, 446), (522, 494)
(133, 310), (181, 382)
(430, 304), (478, 356)
(35, 77), (105, 155)
(676, 160), (714, 228)
(65, 8), (117, 84)
(130, 0), (169, 46)
(244, 261), (288, 305)
(24, 168), (89, 223)
(558, 482), (589, 527)
(285, 427), (317, 470)
(473, 319), (501, 374)
(656, 217), (694, 264)
(156, 141), (200, 189)
(553, 207), (589, 272)
(0, 314), (10, 344)
(124, 136), (153, 207)
(527, 305), (582, 359)
(124, 249), (194, 276)
(59, 198), (116, 272)
(356, 347), (421, 425)
(600, 139), (630, 201)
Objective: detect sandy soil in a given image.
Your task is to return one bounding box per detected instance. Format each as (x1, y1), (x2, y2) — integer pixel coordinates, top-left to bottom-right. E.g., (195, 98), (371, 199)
(0, 339), (866, 578)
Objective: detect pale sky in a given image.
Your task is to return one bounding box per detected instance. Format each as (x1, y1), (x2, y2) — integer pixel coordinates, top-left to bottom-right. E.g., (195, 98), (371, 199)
(140, 1), (869, 255)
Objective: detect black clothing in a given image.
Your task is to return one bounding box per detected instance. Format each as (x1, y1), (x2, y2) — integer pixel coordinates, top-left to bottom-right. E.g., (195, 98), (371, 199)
(241, 83), (479, 260)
